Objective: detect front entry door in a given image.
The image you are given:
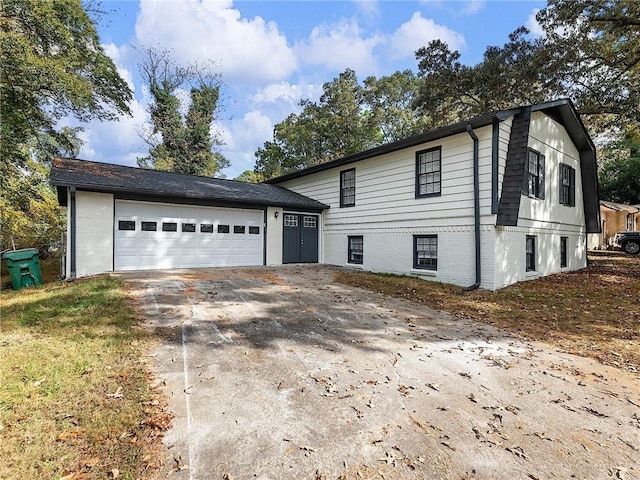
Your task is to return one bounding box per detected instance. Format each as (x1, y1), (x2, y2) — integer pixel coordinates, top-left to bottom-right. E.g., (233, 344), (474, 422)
(283, 213), (319, 263)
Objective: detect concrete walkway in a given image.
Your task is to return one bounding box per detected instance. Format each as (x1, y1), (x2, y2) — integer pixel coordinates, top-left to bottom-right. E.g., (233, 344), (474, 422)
(123, 266), (640, 480)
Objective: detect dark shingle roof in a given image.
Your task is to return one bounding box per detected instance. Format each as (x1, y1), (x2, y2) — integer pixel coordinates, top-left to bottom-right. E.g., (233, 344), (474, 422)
(50, 158), (328, 211)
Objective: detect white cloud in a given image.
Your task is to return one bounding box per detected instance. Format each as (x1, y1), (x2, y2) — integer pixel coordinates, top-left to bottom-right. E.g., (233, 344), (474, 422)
(459, 0), (484, 16)
(218, 110), (275, 177)
(388, 12), (466, 59)
(526, 8), (545, 37)
(295, 20), (383, 75)
(353, 0), (380, 19)
(134, 0), (296, 84)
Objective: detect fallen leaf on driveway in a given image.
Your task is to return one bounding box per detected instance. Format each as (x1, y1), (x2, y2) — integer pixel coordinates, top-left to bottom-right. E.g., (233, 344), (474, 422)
(506, 445), (528, 460)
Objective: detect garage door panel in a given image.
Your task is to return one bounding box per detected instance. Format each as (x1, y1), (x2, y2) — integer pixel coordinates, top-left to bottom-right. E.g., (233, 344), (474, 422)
(114, 200), (264, 271)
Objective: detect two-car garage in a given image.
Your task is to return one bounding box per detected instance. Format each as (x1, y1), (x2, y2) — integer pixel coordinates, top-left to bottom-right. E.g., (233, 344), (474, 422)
(114, 200), (265, 271)
(50, 158), (328, 278)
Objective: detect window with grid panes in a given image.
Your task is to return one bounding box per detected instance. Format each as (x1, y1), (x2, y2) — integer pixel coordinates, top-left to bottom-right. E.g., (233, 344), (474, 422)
(416, 147), (441, 197)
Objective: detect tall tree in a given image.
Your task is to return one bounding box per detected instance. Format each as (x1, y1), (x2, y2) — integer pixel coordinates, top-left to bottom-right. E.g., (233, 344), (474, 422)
(414, 29), (553, 125)
(536, 0), (640, 124)
(255, 69), (420, 179)
(363, 70), (431, 142)
(599, 129), (640, 204)
(0, 0), (132, 172)
(0, 0), (132, 250)
(137, 47), (228, 177)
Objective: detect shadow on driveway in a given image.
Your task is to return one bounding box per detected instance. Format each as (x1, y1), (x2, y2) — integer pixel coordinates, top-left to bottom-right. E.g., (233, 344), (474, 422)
(123, 265), (640, 480)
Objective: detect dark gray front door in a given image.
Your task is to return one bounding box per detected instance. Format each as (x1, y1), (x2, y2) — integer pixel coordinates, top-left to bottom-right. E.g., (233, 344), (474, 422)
(283, 214), (318, 263)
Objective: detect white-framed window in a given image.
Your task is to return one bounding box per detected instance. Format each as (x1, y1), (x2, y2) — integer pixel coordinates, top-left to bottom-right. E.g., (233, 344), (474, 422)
(303, 216), (317, 228)
(284, 214), (298, 227)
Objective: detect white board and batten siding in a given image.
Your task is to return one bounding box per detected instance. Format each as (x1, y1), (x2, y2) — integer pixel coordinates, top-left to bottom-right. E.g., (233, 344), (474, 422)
(114, 200), (264, 271)
(279, 127), (496, 288)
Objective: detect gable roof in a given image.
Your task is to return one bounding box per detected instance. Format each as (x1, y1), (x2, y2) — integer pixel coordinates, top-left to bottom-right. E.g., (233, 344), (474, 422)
(600, 200), (640, 214)
(265, 98), (600, 233)
(50, 158), (328, 211)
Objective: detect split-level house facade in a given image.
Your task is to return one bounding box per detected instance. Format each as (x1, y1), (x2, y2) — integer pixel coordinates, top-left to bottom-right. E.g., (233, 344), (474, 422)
(51, 99), (600, 290)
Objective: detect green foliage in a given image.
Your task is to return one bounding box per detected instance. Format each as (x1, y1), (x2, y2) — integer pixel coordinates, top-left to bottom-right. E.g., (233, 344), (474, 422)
(255, 69), (425, 179)
(0, 0), (132, 167)
(235, 170), (264, 183)
(1, 158), (66, 252)
(599, 131), (640, 204)
(536, 0), (640, 124)
(415, 29), (553, 124)
(0, 0), (130, 251)
(363, 70), (431, 141)
(137, 48), (229, 177)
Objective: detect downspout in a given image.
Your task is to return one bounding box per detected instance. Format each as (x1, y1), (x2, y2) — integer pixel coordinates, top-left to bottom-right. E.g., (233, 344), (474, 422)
(466, 124), (481, 290)
(69, 187), (77, 280)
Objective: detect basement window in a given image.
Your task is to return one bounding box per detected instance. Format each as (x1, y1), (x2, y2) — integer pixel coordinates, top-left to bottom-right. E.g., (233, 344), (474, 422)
(560, 236), (568, 268)
(348, 236), (363, 265)
(414, 235), (438, 271)
(526, 235), (536, 271)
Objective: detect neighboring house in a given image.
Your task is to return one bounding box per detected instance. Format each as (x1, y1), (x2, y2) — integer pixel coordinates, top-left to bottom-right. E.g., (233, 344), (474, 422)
(50, 98), (600, 290)
(588, 201), (640, 249)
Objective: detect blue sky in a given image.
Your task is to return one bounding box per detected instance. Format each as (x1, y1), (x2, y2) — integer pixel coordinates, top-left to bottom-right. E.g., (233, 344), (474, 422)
(77, 0), (546, 178)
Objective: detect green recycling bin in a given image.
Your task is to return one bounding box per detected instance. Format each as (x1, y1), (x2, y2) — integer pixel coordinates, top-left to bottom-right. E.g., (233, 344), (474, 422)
(2, 248), (43, 290)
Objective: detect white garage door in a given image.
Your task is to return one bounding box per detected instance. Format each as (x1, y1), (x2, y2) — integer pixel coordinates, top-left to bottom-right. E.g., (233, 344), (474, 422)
(114, 200), (264, 271)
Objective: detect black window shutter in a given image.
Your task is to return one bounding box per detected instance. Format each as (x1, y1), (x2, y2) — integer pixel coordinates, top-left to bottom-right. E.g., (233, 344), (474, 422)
(522, 154), (530, 195)
(569, 167), (576, 206)
(538, 154), (545, 200)
(559, 163), (565, 204)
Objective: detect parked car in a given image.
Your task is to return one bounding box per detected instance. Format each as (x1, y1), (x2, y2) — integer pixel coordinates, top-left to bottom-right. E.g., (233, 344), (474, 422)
(613, 231), (640, 254)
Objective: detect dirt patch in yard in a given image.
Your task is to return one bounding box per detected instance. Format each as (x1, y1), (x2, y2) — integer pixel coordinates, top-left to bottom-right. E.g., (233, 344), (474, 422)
(335, 254), (640, 373)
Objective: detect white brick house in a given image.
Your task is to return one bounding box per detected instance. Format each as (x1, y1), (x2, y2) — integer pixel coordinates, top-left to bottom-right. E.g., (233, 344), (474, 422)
(267, 99), (600, 290)
(51, 99), (599, 290)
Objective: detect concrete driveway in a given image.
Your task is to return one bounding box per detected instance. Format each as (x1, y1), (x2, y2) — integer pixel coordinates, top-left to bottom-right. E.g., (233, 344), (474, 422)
(124, 266), (639, 480)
